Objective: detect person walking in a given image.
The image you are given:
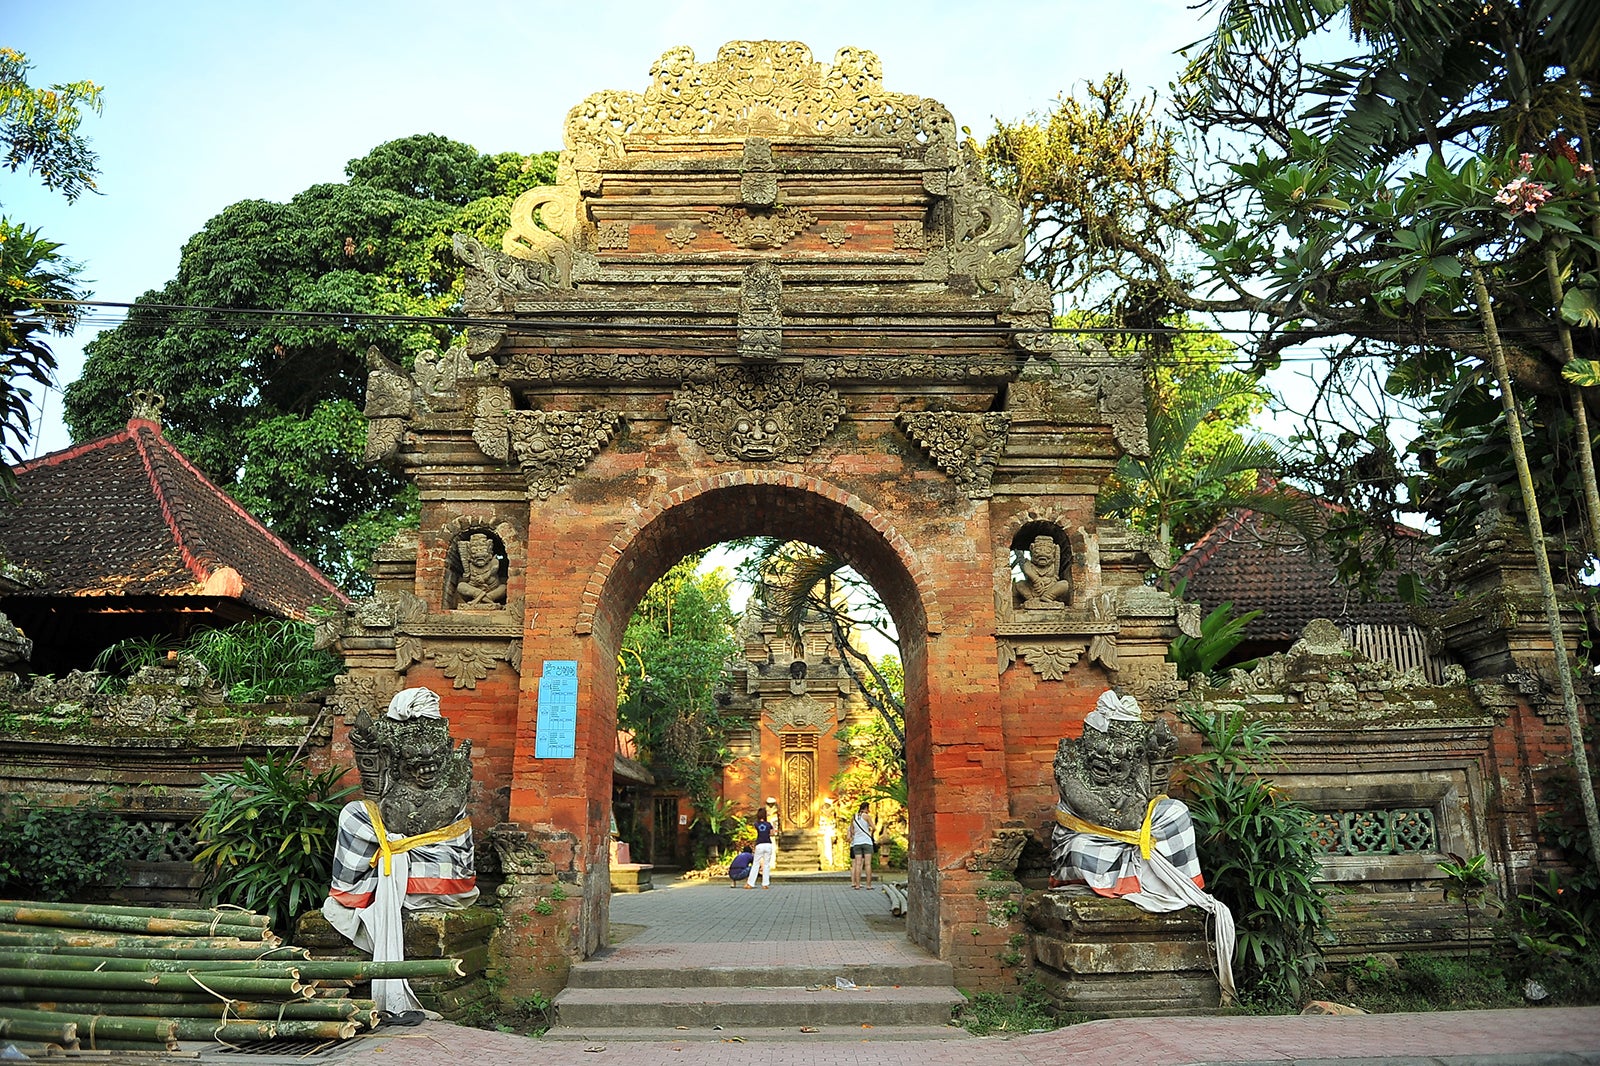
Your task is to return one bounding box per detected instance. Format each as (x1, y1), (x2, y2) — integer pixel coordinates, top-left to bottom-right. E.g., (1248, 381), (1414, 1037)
(849, 801), (875, 890)
(746, 807), (776, 889)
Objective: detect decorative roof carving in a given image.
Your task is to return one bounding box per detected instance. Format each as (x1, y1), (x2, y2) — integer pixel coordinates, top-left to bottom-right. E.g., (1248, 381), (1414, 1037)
(899, 411), (1010, 499)
(948, 146), (1026, 292)
(564, 42), (958, 157)
(668, 366), (841, 463)
(505, 410), (620, 499)
(766, 693), (837, 732)
(456, 233), (562, 307)
(500, 186), (580, 287)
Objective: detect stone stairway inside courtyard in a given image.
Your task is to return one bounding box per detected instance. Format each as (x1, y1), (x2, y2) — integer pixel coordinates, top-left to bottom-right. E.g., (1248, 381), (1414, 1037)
(544, 940), (971, 1043)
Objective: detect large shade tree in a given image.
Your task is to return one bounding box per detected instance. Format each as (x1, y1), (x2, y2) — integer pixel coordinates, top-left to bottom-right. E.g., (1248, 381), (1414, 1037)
(62, 135), (556, 587)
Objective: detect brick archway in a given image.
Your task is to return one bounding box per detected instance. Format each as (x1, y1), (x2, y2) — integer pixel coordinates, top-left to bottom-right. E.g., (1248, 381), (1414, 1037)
(343, 41), (1183, 993)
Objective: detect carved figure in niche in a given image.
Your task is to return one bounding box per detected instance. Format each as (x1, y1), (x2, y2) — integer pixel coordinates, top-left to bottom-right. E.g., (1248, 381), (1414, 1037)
(323, 687), (478, 1016)
(1015, 534), (1072, 610)
(1051, 690), (1236, 1003)
(452, 533), (506, 610)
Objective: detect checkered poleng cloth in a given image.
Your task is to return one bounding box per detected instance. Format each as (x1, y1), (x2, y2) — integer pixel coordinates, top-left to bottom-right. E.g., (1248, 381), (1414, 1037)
(1050, 797), (1204, 896)
(327, 800), (477, 910)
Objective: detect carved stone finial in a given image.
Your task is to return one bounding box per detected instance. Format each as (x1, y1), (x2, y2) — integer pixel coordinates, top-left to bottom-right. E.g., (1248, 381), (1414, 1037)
(506, 410), (621, 499)
(129, 390), (164, 425)
(898, 411), (1009, 498)
(668, 366), (842, 463)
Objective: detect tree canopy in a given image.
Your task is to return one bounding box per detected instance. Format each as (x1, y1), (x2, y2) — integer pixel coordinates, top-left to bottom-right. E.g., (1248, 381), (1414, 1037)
(0, 47), (102, 491)
(62, 135), (557, 588)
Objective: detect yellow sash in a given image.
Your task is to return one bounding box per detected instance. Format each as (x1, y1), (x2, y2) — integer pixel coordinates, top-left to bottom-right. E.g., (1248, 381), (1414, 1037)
(1054, 795), (1167, 859)
(363, 800), (473, 876)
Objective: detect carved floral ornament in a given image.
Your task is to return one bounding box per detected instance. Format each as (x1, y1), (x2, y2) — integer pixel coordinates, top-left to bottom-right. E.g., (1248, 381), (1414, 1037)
(471, 400), (621, 500)
(669, 366), (842, 462)
(997, 640), (1087, 682)
(899, 411), (1010, 499)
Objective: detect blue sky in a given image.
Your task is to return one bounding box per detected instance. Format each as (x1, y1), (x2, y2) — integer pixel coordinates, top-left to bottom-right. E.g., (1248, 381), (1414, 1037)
(5, 0), (1221, 456)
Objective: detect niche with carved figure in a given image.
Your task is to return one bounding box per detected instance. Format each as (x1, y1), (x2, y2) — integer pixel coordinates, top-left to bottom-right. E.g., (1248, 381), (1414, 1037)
(446, 530), (508, 611)
(1010, 523), (1072, 612)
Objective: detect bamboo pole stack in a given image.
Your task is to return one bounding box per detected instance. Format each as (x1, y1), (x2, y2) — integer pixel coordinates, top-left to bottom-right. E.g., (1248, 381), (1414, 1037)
(0, 900), (463, 1055)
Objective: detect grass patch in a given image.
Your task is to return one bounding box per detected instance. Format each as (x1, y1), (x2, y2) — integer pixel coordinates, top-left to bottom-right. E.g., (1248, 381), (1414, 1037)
(955, 988), (1084, 1036)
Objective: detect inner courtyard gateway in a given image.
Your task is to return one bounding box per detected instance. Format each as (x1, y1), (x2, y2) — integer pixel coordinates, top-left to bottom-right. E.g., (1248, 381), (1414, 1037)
(338, 39), (1192, 989)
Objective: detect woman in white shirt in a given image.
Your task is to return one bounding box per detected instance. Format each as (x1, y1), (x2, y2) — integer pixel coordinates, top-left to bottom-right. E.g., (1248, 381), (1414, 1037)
(849, 802), (874, 889)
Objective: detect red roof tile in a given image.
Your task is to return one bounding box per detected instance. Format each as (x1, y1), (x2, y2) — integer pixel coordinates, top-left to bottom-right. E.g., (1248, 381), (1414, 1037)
(1169, 506), (1439, 642)
(1, 418), (347, 617)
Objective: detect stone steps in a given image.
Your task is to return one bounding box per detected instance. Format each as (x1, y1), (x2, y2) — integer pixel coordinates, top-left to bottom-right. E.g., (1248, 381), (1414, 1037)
(553, 984), (966, 1030)
(548, 938), (971, 1042)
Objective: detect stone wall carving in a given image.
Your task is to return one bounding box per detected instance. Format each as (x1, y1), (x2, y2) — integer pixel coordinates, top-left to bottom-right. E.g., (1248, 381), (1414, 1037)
(668, 366), (842, 462)
(457, 233), (560, 310)
(503, 410), (622, 499)
(948, 145), (1026, 292)
(739, 261), (782, 360)
(707, 206), (816, 250)
(765, 693), (837, 732)
(997, 640), (1086, 681)
(448, 532), (508, 611)
(427, 643), (520, 690)
(898, 411), (1010, 498)
(501, 186), (579, 287)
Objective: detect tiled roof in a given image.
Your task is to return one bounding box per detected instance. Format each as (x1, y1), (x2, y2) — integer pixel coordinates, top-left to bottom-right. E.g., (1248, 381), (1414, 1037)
(0, 417), (347, 617)
(1169, 506), (1440, 642)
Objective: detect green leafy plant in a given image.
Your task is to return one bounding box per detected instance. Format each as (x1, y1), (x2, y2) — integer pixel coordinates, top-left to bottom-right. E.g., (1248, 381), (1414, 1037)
(93, 618), (342, 701)
(1168, 596), (1262, 680)
(955, 986), (1062, 1035)
(1437, 852), (1497, 955)
(0, 801), (153, 900)
(1178, 704), (1329, 1010)
(192, 755), (357, 933)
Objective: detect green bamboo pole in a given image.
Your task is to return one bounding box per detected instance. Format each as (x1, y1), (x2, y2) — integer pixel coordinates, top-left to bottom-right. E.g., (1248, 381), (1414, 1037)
(18, 942), (309, 962)
(0, 984), (264, 1006)
(78, 1038), (183, 1052)
(0, 950), (301, 978)
(0, 905), (275, 942)
(0, 900), (271, 931)
(169, 1017), (358, 1042)
(292, 958), (465, 981)
(1, 1007), (175, 1045)
(0, 967), (305, 999)
(0, 927), (268, 952)
(7, 997), (369, 1022)
(0, 1010), (76, 1044)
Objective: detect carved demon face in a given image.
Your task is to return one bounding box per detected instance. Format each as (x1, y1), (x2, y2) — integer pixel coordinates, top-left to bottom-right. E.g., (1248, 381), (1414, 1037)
(729, 412), (788, 459)
(1081, 729), (1139, 789)
(394, 718), (453, 791)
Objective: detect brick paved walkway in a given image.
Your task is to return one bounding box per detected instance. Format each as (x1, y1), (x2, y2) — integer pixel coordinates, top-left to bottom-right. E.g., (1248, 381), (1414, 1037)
(326, 877), (1600, 1065)
(347, 1007), (1600, 1065)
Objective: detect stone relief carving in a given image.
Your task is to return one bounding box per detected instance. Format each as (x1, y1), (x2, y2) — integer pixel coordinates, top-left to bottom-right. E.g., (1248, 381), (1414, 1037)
(705, 205), (816, 250)
(898, 411), (1010, 498)
(505, 410), (622, 499)
(450, 532), (508, 611)
(363, 347), (414, 463)
(739, 261), (782, 360)
(997, 640), (1086, 682)
(892, 220), (929, 251)
(501, 185), (579, 287)
(948, 145), (1026, 292)
(1088, 589), (1119, 671)
(664, 223), (698, 249)
(668, 366), (842, 462)
(562, 42), (957, 161)
(472, 387), (513, 463)
(766, 694), (836, 732)
(740, 136), (778, 206)
(455, 234), (560, 310)
(502, 350), (1018, 385)
(427, 645), (506, 690)
(1013, 534), (1072, 611)
(596, 220), (631, 249)
(819, 222), (850, 247)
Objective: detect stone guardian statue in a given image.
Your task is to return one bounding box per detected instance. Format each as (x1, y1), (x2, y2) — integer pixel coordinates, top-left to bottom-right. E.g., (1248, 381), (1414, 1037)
(1050, 690), (1236, 1003)
(323, 687), (478, 1017)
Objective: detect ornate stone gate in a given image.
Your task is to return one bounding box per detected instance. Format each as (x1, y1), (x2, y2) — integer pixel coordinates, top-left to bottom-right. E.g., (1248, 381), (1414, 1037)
(339, 41), (1188, 993)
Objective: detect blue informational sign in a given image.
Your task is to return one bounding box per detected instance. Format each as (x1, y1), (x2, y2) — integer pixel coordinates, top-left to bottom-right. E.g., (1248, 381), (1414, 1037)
(534, 660), (579, 759)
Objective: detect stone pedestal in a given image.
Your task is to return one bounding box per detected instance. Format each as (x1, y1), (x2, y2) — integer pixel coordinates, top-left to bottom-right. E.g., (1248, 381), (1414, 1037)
(610, 863), (653, 893)
(1025, 891), (1222, 1017)
(294, 906), (497, 1020)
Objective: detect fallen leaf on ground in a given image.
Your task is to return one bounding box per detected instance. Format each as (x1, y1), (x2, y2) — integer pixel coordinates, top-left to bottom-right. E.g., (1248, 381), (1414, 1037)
(800, 1026), (820, 1033)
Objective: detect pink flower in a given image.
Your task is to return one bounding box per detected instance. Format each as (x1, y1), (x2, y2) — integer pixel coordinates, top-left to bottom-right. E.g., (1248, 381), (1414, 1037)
(1580, 164), (1596, 181)
(1495, 175), (1552, 214)
(1518, 152), (1535, 174)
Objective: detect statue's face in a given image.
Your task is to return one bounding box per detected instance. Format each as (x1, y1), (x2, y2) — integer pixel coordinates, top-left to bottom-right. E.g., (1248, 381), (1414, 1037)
(1031, 537), (1058, 566)
(1083, 734), (1138, 788)
(395, 724), (452, 790)
(469, 539), (493, 566)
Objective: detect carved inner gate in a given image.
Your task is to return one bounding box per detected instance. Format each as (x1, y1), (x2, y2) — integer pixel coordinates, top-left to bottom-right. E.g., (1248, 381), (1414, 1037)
(781, 733), (818, 829)
(343, 40), (1187, 992)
